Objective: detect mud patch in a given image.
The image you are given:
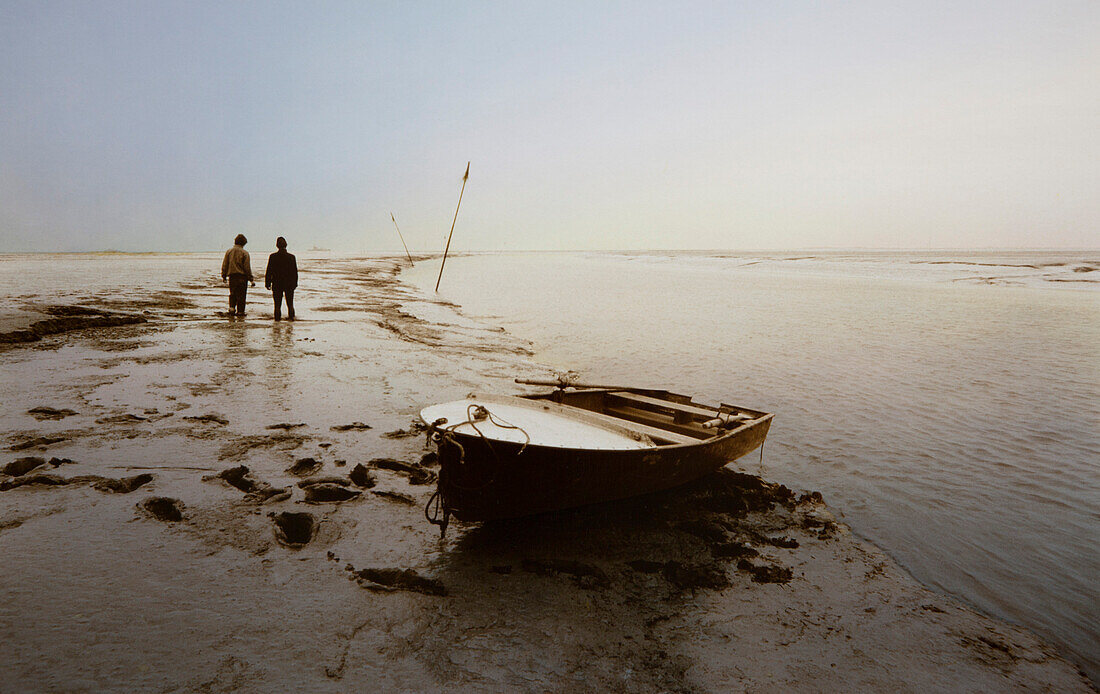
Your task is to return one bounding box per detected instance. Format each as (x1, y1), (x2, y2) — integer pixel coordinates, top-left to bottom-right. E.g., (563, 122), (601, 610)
(140, 497), (184, 522)
(0, 306), (147, 344)
(349, 566), (447, 596)
(266, 422), (307, 431)
(330, 422), (372, 431)
(736, 559), (793, 584)
(1, 473), (153, 493)
(96, 413), (149, 424)
(368, 457), (436, 485)
(27, 407), (78, 421)
(9, 436), (67, 451)
(662, 561), (731, 591)
(90, 473), (155, 493)
(184, 413), (229, 425)
(380, 422), (426, 439)
(272, 511), (315, 547)
(522, 558), (610, 589)
(217, 434), (307, 461)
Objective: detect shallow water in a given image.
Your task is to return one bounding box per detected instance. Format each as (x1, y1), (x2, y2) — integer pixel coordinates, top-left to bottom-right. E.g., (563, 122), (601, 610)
(406, 250), (1100, 680)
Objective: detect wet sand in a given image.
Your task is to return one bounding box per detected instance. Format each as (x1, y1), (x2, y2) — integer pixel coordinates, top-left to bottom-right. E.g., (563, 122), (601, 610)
(0, 256), (1092, 692)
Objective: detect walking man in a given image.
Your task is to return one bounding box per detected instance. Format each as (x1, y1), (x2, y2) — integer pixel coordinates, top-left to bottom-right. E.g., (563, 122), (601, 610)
(221, 234), (255, 316)
(264, 237), (298, 320)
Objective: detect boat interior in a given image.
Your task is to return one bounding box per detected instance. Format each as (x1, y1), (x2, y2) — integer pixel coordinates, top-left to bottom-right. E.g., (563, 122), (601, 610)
(529, 388), (770, 446)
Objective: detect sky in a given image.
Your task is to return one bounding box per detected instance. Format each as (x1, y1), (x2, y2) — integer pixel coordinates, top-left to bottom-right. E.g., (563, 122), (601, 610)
(1, 1), (1097, 252)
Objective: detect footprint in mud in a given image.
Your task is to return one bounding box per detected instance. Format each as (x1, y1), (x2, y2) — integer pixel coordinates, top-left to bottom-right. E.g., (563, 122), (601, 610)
(348, 464), (376, 488)
(271, 511), (315, 548)
(3, 456), (48, 476)
(371, 490), (415, 505)
(203, 465), (288, 503)
(286, 457), (323, 476)
(303, 484), (360, 503)
(297, 476), (352, 489)
(140, 497), (184, 522)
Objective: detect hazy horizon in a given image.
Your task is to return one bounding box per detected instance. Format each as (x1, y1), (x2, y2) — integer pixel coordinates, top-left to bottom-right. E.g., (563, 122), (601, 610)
(2, 1), (1097, 253)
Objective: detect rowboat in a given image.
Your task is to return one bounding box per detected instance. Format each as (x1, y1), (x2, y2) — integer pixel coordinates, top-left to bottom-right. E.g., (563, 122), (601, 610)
(419, 381), (773, 528)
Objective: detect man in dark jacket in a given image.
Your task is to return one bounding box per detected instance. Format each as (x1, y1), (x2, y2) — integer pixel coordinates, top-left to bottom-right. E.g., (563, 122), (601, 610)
(264, 237), (298, 320)
(221, 234), (255, 316)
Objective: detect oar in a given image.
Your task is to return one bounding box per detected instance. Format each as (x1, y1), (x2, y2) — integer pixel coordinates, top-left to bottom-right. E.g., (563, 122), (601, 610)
(514, 378), (662, 395)
(435, 162), (469, 292)
(390, 213), (413, 262)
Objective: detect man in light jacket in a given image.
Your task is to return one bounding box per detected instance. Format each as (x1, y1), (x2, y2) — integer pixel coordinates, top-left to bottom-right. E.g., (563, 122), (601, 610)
(264, 237), (298, 320)
(221, 234), (255, 316)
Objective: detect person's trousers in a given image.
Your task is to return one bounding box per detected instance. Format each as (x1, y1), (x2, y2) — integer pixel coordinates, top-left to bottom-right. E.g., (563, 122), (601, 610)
(273, 286), (294, 319)
(228, 275), (249, 315)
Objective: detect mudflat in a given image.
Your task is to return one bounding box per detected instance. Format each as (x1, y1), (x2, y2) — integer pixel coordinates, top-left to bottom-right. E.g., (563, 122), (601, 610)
(0, 255), (1091, 692)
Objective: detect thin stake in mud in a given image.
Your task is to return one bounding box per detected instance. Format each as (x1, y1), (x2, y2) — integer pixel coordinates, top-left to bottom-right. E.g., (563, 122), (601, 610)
(390, 213), (413, 262)
(435, 162), (469, 292)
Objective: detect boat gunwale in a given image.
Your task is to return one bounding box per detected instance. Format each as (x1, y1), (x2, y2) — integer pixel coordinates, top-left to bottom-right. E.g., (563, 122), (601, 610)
(422, 391), (774, 453)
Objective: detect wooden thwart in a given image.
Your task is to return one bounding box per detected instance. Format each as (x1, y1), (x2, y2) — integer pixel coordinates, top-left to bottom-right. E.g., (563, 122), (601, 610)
(607, 391), (718, 420)
(572, 406), (698, 445)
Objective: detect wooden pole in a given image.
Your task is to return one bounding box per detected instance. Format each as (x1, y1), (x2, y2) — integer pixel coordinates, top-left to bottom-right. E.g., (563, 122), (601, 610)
(435, 162), (469, 292)
(390, 213), (413, 262)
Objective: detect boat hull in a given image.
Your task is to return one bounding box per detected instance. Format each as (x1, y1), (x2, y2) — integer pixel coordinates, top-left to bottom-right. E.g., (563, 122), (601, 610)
(433, 412), (772, 521)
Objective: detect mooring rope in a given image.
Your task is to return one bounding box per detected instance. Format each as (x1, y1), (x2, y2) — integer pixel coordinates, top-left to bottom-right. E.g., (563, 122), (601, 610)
(424, 402), (532, 531)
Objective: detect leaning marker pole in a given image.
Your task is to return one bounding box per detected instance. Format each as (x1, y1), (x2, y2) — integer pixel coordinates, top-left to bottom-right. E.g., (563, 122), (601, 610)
(435, 162), (469, 292)
(390, 213), (413, 262)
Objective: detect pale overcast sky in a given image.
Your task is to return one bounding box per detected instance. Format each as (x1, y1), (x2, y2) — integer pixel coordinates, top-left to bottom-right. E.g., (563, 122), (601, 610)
(1, 1), (1097, 252)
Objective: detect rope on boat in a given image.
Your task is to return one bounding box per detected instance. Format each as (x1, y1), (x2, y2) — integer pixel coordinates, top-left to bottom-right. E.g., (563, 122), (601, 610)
(423, 403), (531, 534)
